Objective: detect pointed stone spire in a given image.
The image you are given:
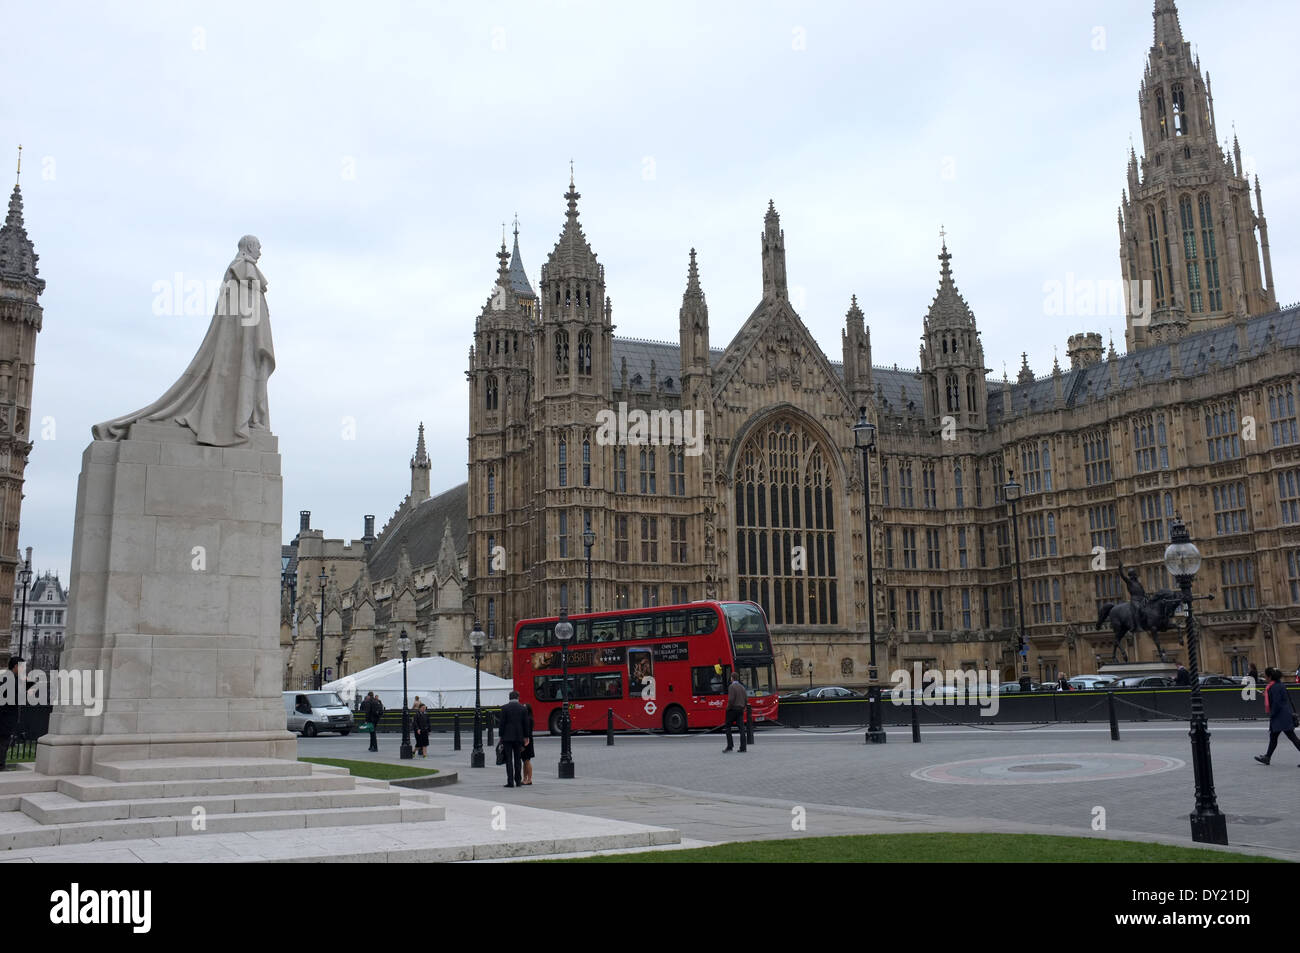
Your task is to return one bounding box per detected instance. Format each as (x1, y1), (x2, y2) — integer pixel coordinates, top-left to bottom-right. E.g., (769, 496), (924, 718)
(924, 233), (975, 329)
(1018, 352), (1034, 385)
(352, 559), (374, 605)
(683, 248), (703, 303)
(410, 422), (431, 502)
(394, 541), (414, 596)
(0, 176), (43, 289)
(412, 422), (430, 468)
(1152, 0), (1184, 50)
(507, 214), (535, 297)
(435, 520), (458, 580)
(760, 200), (788, 301)
(1107, 334), (1118, 361)
(565, 162), (580, 222)
(496, 227), (510, 285)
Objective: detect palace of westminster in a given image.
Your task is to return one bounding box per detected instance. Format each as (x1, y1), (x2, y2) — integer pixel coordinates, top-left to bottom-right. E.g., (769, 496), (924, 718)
(6, 3), (1294, 690)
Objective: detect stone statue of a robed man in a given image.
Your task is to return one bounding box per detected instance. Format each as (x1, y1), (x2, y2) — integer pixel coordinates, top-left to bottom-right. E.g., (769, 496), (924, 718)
(94, 235), (275, 446)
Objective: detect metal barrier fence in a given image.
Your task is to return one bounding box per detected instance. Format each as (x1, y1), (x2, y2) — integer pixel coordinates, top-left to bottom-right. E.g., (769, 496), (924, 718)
(774, 685), (1293, 729)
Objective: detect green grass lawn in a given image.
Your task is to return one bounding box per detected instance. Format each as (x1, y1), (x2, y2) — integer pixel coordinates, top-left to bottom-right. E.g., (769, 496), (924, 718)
(552, 833), (1284, 863)
(299, 757), (438, 780)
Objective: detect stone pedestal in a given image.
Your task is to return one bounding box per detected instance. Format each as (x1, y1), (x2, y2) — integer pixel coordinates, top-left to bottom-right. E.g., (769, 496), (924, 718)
(36, 421), (295, 776)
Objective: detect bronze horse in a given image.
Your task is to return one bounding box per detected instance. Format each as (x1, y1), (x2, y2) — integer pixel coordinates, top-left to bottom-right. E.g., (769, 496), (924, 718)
(1096, 590), (1185, 662)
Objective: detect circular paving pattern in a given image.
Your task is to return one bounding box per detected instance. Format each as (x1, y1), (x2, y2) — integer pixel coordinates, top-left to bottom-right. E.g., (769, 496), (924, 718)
(912, 752), (1185, 785)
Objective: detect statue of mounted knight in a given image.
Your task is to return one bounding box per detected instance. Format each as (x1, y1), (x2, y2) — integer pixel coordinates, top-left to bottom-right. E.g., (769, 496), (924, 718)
(94, 235), (274, 446)
(1096, 560), (1185, 662)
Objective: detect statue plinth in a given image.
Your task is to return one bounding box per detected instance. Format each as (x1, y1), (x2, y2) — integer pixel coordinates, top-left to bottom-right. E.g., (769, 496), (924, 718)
(1098, 660), (1180, 680)
(36, 420), (295, 776)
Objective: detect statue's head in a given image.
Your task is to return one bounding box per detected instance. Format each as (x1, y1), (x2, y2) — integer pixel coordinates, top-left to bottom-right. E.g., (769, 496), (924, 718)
(1127, 569), (1139, 581)
(237, 235), (262, 261)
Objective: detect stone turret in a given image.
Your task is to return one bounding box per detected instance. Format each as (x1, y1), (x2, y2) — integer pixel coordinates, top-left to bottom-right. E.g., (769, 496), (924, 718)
(1067, 332), (1104, 369)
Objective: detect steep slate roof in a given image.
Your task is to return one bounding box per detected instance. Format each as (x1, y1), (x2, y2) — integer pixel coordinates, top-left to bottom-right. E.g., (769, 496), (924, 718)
(986, 304), (1299, 427)
(366, 482), (469, 583)
(608, 303), (1299, 426)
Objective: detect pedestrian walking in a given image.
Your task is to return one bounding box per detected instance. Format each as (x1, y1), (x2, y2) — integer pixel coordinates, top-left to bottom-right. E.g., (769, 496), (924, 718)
(520, 703), (536, 785)
(1057, 673), (1070, 691)
(1248, 663), (1260, 684)
(412, 702), (430, 758)
(361, 691), (384, 752)
(722, 671), (747, 753)
(498, 691), (529, 787)
(0, 657), (24, 772)
(1174, 664), (1191, 686)
(1255, 667), (1300, 767)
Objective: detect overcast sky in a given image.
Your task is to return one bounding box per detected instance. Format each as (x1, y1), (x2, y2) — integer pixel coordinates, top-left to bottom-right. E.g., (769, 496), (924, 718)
(6, 0), (1298, 584)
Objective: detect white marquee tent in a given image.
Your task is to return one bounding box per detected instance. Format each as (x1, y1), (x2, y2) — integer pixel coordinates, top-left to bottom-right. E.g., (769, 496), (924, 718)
(323, 656), (514, 710)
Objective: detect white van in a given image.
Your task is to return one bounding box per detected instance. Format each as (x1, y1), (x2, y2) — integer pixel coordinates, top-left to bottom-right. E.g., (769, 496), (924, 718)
(284, 691), (355, 737)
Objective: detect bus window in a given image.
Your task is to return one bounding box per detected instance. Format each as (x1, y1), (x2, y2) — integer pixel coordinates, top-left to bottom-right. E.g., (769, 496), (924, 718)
(722, 603), (766, 635)
(593, 673), (622, 698)
(626, 616), (655, 641)
(518, 624), (549, 648)
(662, 612), (688, 636)
(591, 619), (620, 642)
(574, 620), (592, 643)
(692, 665), (729, 695)
(688, 609), (717, 635)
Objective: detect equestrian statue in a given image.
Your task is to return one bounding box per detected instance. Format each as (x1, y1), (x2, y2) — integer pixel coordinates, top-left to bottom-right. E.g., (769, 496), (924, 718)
(1096, 561), (1185, 662)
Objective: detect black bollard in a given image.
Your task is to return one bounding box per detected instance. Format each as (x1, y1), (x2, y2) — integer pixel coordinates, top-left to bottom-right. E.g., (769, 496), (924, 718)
(607, 708), (615, 746)
(911, 698), (921, 742)
(745, 705), (755, 745)
(487, 713), (494, 746)
(453, 713), (461, 751)
(1107, 689), (1120, 741)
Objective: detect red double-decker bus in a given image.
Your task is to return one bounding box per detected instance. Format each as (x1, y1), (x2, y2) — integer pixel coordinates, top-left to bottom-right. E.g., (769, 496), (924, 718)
(513, 600), (779, 734)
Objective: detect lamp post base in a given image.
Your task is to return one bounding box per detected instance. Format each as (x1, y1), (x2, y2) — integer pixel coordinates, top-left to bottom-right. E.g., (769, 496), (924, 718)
(1189, 811), (1229, 845)
(864, 729), (887, 745)
(399, 743), (413, 760)
(470, 749), (485, 769)
(558, 760), (575, 780)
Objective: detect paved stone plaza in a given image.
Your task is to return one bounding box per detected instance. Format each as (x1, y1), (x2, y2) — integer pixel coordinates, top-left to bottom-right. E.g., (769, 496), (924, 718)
(300, 721), (1300, 861)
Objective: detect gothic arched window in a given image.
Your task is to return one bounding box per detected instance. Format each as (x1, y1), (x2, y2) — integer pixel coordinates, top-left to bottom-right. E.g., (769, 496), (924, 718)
(945, 374), (960, 413)
(1198, 193), (1222, 312)
(1146, 206), (1166, 308)
(954, 465), (964, 508)
(485, 375), (499, 411)
(582, 438), (591, 486)
(734, 416), (838, 627)
(554, 330), (569, 375)
(1171, 83), (1186, 136)
(558, 437), (568, 487)
(487, 468), (495, 514)
(1180, 194), (1202, 313)
(966, 374), (977, 414)
(578, 330), (592, 375)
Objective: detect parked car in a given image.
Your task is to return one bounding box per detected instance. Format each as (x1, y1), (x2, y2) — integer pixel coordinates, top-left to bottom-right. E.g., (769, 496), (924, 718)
(1067, 675), (1115, 690)
(1197, 674), (1248, 687)
(1110, 675), (1174, 689)
(782, 686), (862, 700)
(284, 690), (354, 736)
(998, 681), (1040, 694)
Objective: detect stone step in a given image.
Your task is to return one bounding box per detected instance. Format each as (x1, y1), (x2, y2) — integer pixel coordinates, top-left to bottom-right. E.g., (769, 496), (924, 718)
(93, 758), (316, 782)
(20, 787), (401, 825)
(56, 772), (357, 802)
(0, 799), (444, 850)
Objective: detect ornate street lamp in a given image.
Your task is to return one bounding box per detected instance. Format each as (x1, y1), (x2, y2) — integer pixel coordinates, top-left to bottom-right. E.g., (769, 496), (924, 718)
(555, 607), (575, 779)
(315, 567), (327, 689)
(583, 522), (596, 614)
(1003, 472), (1031, 692)
(16, 555), (32, 660)
(854, 406), (886, 744)
(1164, 517), (1227, 845)
(398, 628), (413, 760)
(469, 619), (487, 768)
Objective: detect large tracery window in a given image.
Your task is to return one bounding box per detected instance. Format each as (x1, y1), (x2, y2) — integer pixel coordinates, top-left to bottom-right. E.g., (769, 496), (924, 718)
(734, 417), (838, 627)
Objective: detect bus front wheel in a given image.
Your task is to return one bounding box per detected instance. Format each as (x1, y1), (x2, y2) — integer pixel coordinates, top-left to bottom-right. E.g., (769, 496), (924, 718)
(663, 706), (688, 734)
(548, 710), (563, 736)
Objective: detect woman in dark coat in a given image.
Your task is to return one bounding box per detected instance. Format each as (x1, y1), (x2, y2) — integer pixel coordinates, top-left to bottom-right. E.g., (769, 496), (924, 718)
(412, 703), (431, 759)
(1255, 668), (1300, 766)
(520, 703), (536, 785)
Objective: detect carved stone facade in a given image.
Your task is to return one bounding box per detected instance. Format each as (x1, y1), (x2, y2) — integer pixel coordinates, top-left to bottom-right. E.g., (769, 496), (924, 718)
(465, 4), (1296, 685)
(1120, 0), (1278, 351)
(0, 176), (44, 664)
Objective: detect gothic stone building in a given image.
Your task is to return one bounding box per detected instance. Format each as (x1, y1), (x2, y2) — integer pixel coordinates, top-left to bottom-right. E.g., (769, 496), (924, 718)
(278, 432), (483, 690)
(467, 3), (1296, 687)
(0, 171), (44, 666)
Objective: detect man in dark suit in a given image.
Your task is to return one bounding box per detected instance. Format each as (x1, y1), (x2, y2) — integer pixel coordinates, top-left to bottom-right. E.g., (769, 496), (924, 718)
(498, 691), (531, 787)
